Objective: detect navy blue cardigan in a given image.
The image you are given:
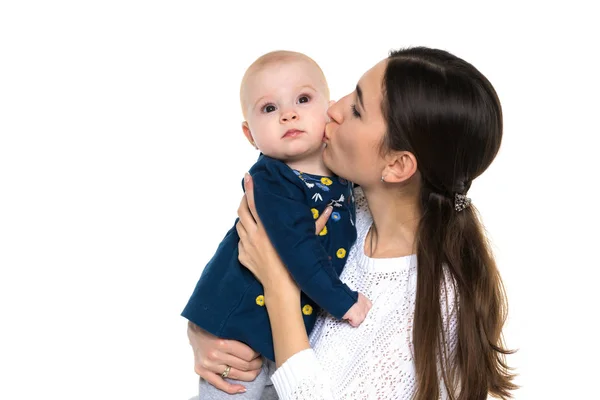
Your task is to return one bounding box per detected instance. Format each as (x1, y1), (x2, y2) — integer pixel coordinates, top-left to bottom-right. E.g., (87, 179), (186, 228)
(182, 155), (357, 361)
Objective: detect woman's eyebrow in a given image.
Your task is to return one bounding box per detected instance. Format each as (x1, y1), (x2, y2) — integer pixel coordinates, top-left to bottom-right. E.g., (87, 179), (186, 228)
(356, 84), (365, 111)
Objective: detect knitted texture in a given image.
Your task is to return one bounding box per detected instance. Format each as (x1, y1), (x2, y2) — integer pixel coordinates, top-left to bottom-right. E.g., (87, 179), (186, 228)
(271, 187), (459, 399)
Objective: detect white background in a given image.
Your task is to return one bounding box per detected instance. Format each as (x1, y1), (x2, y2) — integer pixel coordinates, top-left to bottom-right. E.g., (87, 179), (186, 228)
(1, 1), (598, 399)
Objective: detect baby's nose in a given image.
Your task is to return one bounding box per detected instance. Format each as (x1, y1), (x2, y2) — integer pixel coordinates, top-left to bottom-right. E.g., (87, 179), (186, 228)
(280, 110), (299, 123)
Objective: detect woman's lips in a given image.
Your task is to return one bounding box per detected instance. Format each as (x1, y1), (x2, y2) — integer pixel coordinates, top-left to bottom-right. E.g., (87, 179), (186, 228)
(323, 123), (332, 142)
(283, 129), (304, 138)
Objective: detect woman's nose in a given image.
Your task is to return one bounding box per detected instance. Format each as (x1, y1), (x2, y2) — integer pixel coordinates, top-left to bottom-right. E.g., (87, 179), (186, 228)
(327, 100), (343, 124)
(280, 110), (299, 123)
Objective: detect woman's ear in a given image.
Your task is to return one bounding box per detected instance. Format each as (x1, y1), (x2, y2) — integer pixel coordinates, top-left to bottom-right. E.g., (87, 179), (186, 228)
(381, 151), (417, 183)
(242, 122), (258, 149)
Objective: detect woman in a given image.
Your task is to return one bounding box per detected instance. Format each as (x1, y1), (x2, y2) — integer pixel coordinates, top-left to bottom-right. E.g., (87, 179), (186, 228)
(188, 47), (516, 399)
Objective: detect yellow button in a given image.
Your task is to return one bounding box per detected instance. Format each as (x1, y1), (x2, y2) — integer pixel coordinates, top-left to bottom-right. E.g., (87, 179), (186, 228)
(311, 208), (319, 219)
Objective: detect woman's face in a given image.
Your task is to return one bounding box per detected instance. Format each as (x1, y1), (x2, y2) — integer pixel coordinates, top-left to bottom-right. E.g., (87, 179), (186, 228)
(323, 59), (388, 187)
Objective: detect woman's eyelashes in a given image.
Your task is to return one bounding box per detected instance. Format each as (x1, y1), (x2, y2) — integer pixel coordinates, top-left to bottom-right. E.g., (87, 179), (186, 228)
(351, 104), (361, 118)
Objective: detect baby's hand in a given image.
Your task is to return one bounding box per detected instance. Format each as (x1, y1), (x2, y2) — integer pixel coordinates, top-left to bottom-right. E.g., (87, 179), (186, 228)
(342, 293), (372, 327)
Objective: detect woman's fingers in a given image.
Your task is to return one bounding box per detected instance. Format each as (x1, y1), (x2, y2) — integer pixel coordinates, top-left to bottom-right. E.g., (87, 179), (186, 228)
(201, 341), (262, 374)
(218, 338), (262, 365)
(235, 220), (247, 240)
(220, 366), (261, 382)
(200, 354), (261, 381)
(315, 206), (333, 234)
(236, 221), (254, 275)
(243, 173), (260, 224)
(237, 194), (252, 225)
(187, 323), (262, 393)
(237, 195), (257, 235)
(199, 368), (247, 395)
(192, 345), (262, 394)
(213, 352), (262, 374)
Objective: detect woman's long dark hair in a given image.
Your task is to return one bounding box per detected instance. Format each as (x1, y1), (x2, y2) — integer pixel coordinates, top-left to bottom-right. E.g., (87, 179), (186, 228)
(382, 47), (516, 399)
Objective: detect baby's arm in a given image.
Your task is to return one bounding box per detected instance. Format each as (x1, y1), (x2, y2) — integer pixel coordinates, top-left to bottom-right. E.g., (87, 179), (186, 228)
(342, 293), (372, 327)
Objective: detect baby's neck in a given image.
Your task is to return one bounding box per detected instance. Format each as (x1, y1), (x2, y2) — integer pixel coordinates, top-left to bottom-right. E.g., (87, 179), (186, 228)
(284, 150), (332, 177)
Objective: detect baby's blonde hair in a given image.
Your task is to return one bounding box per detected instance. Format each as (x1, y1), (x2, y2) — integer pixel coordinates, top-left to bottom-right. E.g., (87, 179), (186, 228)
(240, 50), (330, 118)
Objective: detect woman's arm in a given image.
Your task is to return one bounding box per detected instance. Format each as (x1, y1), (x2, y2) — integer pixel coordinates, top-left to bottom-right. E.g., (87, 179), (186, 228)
(264, 280), (310, 368)
(235, 173), (341, 399)
(186, 173), (332, 394)
(234, 174), (333, 399)
(236, 173), (331, 368)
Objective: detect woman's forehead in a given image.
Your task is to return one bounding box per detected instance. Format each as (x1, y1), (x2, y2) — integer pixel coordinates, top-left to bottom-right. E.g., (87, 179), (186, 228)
(358, 60), (387, 108)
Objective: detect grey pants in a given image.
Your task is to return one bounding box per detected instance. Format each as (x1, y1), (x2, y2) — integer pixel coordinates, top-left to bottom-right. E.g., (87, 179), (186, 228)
(198, 358), (278, 400)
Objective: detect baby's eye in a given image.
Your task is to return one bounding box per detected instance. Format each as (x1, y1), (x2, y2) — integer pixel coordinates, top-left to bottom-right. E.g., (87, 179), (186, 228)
(298, 95), (311, 104)
(262, 104), (277, 113)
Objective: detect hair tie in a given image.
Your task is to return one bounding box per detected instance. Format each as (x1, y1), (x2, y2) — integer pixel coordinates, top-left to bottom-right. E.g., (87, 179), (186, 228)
(454, 193), (472, 212)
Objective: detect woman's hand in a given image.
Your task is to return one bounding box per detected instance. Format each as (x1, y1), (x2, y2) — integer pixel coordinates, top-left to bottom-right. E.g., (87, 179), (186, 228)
(187, 322), (263, 394)
(236, 173), (333, 367)
(236, 173), (332, 291)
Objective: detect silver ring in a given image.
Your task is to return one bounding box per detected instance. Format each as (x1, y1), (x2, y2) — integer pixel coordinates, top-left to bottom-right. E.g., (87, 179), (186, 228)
(221, 365), (231, 378)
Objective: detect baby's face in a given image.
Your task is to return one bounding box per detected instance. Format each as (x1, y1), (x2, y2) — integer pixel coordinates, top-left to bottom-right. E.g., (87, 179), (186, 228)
(242, 60), (329, 162)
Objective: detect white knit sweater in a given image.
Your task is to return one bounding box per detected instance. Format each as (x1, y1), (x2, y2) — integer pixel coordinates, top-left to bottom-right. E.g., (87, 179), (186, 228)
(270, 187), (459, 399)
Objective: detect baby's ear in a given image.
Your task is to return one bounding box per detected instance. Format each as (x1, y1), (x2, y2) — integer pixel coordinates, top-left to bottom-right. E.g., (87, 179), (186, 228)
(241, 122), (257, 149)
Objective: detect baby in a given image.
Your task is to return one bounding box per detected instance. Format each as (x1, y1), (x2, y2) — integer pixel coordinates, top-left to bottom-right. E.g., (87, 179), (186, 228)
(182, 51), (371, 399)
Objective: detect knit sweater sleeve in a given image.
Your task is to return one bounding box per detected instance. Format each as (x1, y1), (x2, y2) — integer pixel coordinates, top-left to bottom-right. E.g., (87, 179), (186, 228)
(270, 287), (459, 400)
(270, 349), (333, 400)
